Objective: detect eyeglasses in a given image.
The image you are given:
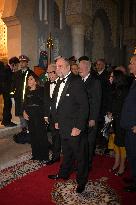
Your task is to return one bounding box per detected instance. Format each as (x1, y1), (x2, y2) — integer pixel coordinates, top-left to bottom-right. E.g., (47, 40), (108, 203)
(47, 71), (56, 74)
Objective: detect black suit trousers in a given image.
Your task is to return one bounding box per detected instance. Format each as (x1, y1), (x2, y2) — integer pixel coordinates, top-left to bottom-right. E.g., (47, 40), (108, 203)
(49, 119), (61, 159)
(59, 131), (88, 185)
(2, 92), (12, 124)
(88, 124), (98, 167)
(125, 130), (136, 184)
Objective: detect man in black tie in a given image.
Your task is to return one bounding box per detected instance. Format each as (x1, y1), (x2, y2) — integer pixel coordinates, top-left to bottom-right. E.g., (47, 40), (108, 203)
(48, 57), (89, 193)
(121, 54), (136, 192)
(44, 64), (61, 164)
(78, 58), (102, 170)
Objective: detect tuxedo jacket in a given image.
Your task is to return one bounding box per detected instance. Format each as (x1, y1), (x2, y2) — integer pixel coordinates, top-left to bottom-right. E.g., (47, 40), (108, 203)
(95, 69), (109, 117)
(51, 73), (89, 138)
(121, 80), (136, 129)
(44, 80), (50, 118)
(84, 75), (102, 121)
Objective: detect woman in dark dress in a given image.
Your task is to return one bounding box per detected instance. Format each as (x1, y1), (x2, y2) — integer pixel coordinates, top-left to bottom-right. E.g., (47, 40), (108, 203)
(108, 70), (129, 175)
(23, 73), (49, 163)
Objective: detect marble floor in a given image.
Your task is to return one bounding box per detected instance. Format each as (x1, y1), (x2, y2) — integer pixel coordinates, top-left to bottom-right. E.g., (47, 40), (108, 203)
(0, 122), (31, 170)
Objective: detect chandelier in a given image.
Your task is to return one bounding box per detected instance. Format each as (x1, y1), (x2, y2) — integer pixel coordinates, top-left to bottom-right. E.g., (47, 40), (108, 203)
(0, 12), (7, 60)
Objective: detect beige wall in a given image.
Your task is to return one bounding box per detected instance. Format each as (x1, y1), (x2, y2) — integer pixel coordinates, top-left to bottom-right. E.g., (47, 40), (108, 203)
(7, 22), (21, 59)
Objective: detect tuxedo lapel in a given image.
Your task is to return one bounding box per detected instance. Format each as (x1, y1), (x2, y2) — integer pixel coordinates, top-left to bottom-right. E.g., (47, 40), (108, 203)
(52, 79), (61, 99)
(45, 81), (50, 98)
(84, 75), (91, 86)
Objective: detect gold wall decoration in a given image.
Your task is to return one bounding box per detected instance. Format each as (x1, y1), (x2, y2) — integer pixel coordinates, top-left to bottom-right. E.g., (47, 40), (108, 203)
(0, 12), (7, 60)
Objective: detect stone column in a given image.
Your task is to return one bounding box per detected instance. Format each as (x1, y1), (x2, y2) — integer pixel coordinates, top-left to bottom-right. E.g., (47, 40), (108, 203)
(71, 24), (85, 59)
(3, 16), (21, 59)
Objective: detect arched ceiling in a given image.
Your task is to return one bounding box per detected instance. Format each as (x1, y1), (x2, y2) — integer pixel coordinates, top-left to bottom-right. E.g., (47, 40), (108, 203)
(0, 0), (18, 18)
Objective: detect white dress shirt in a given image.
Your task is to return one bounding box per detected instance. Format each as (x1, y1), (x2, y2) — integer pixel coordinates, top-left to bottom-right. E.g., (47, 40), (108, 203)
(56, 72), (71, 108)
(22, 68), (27, 73)
(98, 69), (105, 75)
(82, 73), (90, 82)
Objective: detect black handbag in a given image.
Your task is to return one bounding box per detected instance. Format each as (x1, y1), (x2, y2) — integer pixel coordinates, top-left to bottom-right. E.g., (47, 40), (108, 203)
(13, 130), (31, 144)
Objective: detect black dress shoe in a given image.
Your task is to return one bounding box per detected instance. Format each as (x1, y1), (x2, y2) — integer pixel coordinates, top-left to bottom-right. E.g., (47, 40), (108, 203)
(76, 184), (86, 193)
(30, 156), (38, 160)
(39, 159), (50, 164)
(48, 174), (69, 180)
(109, 167), (118, 173)
(1, 122), (17, 127)
(46, 157), (60, 165)
(124, 184), (136, 192)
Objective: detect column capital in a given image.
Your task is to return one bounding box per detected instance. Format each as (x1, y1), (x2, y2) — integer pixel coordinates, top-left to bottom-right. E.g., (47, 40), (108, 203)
(2, 16), (20, 27)
(66, 14), (90, 28)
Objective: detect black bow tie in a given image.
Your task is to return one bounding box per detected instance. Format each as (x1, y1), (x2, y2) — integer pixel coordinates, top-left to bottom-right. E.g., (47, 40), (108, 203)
(60, 78), (66, 83)
(50, 81), (56, 84)
(59, 76), (68, 83)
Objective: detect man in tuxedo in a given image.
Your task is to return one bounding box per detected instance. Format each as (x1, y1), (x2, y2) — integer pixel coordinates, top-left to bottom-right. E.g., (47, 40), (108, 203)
(121, 54), (136, 192)
(78, 58), (102, 169)
(48, 57), (89, 193)
(1, 57), (20, 127)
(11, 55), (33, 130)
(44, 63), (61, 164)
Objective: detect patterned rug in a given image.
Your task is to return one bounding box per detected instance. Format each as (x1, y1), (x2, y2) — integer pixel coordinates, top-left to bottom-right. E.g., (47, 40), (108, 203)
(0, 157), (46, 189)
(52, 178), (120, 205)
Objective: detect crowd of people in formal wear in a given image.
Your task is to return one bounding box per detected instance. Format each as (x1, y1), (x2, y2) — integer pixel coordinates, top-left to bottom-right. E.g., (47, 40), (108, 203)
(0, 53), (136, 193)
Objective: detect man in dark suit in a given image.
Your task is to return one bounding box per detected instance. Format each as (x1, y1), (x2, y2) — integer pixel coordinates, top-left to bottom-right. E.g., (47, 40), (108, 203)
(121, 54), (136, 192)
(11, 55), (33, 130)
(44, 63), (61, 164)
(1, 57), (20, 127)
(78, 57), (102, 169)
(48, 57), (89, 193)
(95, 59), (110, 148)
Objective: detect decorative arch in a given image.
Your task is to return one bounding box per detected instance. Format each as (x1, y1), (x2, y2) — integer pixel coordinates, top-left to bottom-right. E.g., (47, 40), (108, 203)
(54, 1), (60, 29)
(92, 8), (113, 63)
(0, 0), (18, 60)
(92, 18), (104, 61)
(1, 0), (18, 18)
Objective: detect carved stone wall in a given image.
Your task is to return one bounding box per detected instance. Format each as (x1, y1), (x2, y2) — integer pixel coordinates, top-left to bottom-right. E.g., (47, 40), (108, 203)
(92, 0), (118, 47)
(92, 18), (104, 61)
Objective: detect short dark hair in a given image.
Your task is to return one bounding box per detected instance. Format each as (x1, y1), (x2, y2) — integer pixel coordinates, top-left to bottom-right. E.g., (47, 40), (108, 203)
(112, 70), (128, 88)
(97, 58), (106, 64)
(9, 57), (20, 65)
(27, 72), (40, 89)
(78, 56), (89, 62)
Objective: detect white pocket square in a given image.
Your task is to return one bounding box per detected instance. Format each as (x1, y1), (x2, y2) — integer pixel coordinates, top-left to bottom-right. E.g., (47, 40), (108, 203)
(66, 94), (70, 96)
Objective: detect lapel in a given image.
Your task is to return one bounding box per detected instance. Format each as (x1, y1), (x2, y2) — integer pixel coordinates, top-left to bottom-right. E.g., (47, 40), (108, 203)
(44, 81), (50, 97)
(84, 74), (92, 87)
(57, 74), (72, 109)
(52, 79), (61, 99)
(130, 79), (136, 89)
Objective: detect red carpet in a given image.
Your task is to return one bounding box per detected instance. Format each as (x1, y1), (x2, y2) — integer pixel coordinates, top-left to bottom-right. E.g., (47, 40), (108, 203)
(0, 155), (136, 205)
